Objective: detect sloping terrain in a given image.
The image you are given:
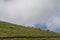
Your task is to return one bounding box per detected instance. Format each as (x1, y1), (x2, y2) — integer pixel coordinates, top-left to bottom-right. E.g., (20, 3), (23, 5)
(0, 21), (60, 40)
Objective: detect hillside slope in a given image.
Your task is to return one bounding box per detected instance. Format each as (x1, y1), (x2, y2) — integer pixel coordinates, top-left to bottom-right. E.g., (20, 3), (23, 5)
(0, 21), (60, 40)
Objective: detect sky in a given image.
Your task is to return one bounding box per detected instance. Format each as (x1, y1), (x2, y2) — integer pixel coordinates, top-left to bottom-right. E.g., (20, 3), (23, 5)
(0, 0), (60, 33)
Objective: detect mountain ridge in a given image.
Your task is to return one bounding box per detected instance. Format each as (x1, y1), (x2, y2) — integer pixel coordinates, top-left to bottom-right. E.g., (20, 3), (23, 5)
(0, 21), (60, 40)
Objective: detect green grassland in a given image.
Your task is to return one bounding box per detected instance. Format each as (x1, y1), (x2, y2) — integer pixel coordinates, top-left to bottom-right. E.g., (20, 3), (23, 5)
(0, 21), (60, 40)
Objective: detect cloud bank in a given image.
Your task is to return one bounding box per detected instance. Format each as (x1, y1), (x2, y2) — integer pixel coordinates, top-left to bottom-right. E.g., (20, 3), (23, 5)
(0, 0), (60, 33)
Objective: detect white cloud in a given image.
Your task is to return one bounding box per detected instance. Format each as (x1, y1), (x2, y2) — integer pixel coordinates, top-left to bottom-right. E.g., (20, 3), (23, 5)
(0, 0), (60, 32)
(46, 17), (60, 31)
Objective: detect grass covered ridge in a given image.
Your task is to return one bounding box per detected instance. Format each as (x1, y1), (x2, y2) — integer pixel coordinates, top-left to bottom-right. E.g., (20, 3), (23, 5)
(0, 21), (60, 40)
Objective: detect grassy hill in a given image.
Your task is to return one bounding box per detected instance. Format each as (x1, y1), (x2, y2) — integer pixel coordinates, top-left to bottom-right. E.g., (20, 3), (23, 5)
(0, 21), (60, 40)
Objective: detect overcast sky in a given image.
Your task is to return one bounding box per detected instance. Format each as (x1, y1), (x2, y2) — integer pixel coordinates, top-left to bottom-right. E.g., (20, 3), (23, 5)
(0, 0), (60, 33)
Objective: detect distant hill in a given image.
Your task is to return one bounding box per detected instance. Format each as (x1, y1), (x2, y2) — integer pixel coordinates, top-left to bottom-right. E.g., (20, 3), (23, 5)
(0, 21), (60, 40)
